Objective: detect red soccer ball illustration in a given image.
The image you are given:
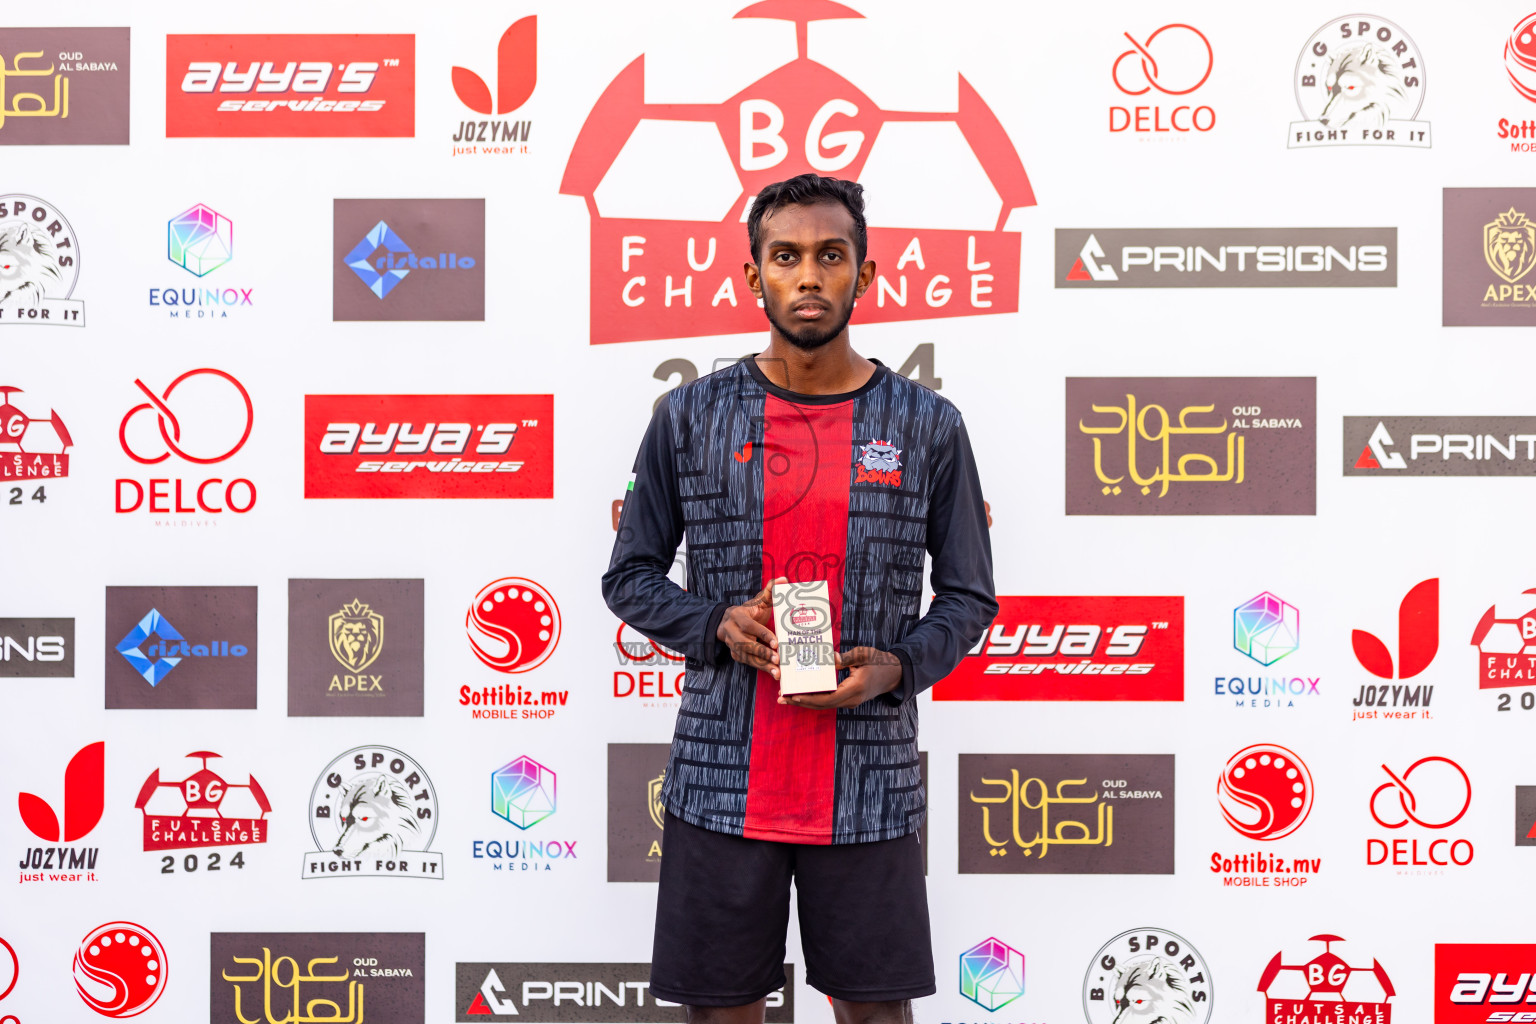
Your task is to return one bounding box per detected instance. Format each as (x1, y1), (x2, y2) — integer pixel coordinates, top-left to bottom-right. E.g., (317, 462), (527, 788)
(1217, 743), (1313, 841)
(467, 577), (561, 673)
(73, 922), (166, 1018)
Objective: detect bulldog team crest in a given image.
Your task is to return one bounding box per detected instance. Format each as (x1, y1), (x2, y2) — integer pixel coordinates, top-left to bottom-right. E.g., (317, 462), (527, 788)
(329, 599), (384, 673)
(302, 745), (443, 879)
(855, 440), (902, 486)
(560, 0), (1035, 344)
(1485, 207), (1536, 284)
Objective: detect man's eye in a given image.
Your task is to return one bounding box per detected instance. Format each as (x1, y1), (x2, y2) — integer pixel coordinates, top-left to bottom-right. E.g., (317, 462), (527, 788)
(822, 252), (841, 262)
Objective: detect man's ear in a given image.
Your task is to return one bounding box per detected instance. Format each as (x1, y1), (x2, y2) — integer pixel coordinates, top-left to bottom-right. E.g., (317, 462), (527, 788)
(744, 260), (763, 300)
(854, 259), (876, 299)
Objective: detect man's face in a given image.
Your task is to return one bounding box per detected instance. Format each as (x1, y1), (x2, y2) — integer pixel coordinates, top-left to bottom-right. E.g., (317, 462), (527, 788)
(745, 201), (875, 351)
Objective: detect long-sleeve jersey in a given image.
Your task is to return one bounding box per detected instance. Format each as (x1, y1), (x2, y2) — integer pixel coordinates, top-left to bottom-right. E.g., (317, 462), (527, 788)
(602, 355), (997, 844)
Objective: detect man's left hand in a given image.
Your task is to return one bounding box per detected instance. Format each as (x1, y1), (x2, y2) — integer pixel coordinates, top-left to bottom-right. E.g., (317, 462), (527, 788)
(780, 647), (902, 709)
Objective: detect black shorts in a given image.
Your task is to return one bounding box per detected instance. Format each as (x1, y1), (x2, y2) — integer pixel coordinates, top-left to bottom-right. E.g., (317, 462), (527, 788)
(650, 812), (935, 1006)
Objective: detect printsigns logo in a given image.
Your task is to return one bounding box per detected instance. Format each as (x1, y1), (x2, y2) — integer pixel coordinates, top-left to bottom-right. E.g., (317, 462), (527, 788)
(937, 596), (1184, 701)
(1110, 25), (1215, 134)
(333, 200), (484, 321)
(287, 579), (424, 717)
(0, 618), (72, 678)
(1056, 228), (1396, 287)
(451, 16), (535, 156)
(1235, 593), (1299, 666)
(105, 588), (257, 709)
(1344, 416), (1536, 475)
(560, 0), (1034, 344)
(454, 963), (793, 1023)
(1445, 189), (1536, 325)
(1065, 378), (1317, 515)
(1472, 590), (1536, 690)
(0, 195), (84, 325)
(0, 385), (72, 485)
(165, 34), (415, 137)
(303, 745), (442, 879)
(1517, 786), (1536, 846)
(960, 938), (1024, 1011)
(17, 741), (102, 884)
(959, 754), (1173, 874)
(1352, 579), (1438, 680)
(213, 933), (424, 1024)
(303, 394), (552, 498)
(74, 923), (166, 1018)
(1290, 15), (1429, 148)
(1218, 743), (1313, 841)
(0, 28), (130, 145)
(115, 368), (257, 516)
(1259, 936), (1393, 1022)
(134, 751), (270, 856)
(1083, 929), (1212, 1024)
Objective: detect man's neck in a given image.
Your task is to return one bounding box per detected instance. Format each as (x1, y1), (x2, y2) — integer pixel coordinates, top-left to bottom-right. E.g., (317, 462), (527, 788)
(755, 334), (877, 396)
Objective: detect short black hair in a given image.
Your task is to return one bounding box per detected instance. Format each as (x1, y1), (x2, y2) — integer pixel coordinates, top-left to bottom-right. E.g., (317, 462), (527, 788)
(747, 174), (867, 266)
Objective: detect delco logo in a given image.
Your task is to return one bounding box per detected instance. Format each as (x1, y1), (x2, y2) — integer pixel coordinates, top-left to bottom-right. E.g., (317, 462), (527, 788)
(165, 34), (415, 137)
(935, 595), (1183, 701)
(560, 0), (1035, 344)
(304, 395), (552, 499)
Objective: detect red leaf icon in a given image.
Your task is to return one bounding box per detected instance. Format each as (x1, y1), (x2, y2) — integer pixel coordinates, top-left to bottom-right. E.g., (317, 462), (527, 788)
(452, 67), (494, 115)
(63, 741), (104, 841)
(17, 791), (60, 842)
(1397, 578), (1438, 679)
(1351, 628), (1394, 679)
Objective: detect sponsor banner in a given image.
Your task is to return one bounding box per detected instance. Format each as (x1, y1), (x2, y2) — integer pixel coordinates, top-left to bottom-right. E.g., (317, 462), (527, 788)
(1471, 590), (1536, 691)
(1, 385), (72, 482)
(74, 922), (166, 1017)
(1345, 416), (1536, 476)
(475, 755), (578, 874)
(165, 34), (414, 138)
(449, 16), (536, 156)
(560, 0), (1033, 345)
(1503, 14), (1536, 149)
(1366, 756), (1474, 873)
(1350, 579), (1439, 724)
(302, 745), (443, 880)
(606, 743), (668, 883)
(1517, 786), (1536, 846)
(17, 741), (104, 885)
(1435, 944), (1536, 1024)
(454, 962), (793, 1022)
(0, 617), (73, 677)
(303, 395), (551, 498)
(1289, 15), (1429, 148)
(115, 367), (258, 517)
(135, 751), (270, 857)
(0, 195), (84, 325)
(1445, 188), (1536, 326)
(1083, 929), (1212, 1024)
(1109, 25), (1216, 135)
(1065, 378), (1317, 515)
(958, 754), (1173, 874)
(152, 203), (255, 321)
(935, 596), (1183, 701)
(333, 199), (484, 321)
(0, 28), (130, 145)
(1261, 936), (1394, 1021)
(1056, 228), (1396, 287)
(104, 587), (258, 709)
(1219, 592), (1322, 709)
(288, 579), (424, 716)
(213, 933), (424, 1023)
(959, 937), (1025, 1012)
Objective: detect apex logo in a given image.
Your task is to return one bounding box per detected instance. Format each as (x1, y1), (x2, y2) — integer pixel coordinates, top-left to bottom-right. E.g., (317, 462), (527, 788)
(1064, 234), (1118, 281)
(465, 967), (518, 1015)
(18, 741), (103, 842)
(453, 17), (535, 115)
(1352, 579), (1438, 680)
(1354, 421), (1406, 469)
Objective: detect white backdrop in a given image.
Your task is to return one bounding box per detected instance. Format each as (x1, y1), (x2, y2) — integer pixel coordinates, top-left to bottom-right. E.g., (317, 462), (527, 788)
(3, 0), (1533, 1022)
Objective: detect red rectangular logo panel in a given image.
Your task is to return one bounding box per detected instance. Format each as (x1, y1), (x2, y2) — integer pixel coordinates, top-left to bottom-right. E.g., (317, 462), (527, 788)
(304, 395), (552, 499)
(1435, 944), (1536, 1024)
(932, 596), (1184, 701)
(165, 34), (414, 138)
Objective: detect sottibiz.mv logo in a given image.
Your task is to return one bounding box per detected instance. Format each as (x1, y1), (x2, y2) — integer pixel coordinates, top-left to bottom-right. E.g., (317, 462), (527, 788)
(560, 0), (1034, 344)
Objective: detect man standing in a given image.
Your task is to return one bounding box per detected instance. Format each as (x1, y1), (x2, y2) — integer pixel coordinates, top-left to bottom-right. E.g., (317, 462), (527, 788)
(603, 174), (997, 1024)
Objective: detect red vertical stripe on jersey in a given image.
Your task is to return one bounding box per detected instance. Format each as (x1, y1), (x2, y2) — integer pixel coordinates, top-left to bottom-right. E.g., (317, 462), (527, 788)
(742, 394), (852, 843)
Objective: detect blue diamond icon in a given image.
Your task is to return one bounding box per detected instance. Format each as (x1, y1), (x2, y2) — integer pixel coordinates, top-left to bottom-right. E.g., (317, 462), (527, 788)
(345, 220), (412, 299)
(116, 609), (186, 686)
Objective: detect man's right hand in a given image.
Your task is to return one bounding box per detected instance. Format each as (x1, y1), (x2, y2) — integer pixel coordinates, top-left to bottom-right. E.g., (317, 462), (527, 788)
(717, 577), (786, 679)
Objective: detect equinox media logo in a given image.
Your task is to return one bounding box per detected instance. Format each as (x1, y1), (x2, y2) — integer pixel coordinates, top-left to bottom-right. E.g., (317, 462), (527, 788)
(960, 937), (1024, 1011)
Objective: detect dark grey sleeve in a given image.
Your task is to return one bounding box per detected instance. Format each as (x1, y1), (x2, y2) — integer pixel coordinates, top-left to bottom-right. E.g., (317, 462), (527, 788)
(884, 415), (998, 703)
(601, 401), (731, 664)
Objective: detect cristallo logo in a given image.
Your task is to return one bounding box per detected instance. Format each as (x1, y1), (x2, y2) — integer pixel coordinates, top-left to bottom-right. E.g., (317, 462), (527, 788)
(560, 0), (1035, 344)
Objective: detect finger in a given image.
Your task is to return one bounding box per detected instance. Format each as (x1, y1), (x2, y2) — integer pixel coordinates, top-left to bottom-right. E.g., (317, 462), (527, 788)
(834, 647), (871, 669)
(727, 641), (779, 672)
(733, 615), (778, 652)
(750, 577), (789, 606)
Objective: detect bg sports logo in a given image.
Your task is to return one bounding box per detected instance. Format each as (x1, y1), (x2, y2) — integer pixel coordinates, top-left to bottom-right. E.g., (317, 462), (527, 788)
(934, 596), (1183, 701)
(165, 34), (414, 137)
(304, 395), (551, 498)
(560, 0), (1034, 344)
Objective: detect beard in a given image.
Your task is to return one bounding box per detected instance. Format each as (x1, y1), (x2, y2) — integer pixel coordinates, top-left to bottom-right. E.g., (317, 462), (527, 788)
(763, 295), (854, 351)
